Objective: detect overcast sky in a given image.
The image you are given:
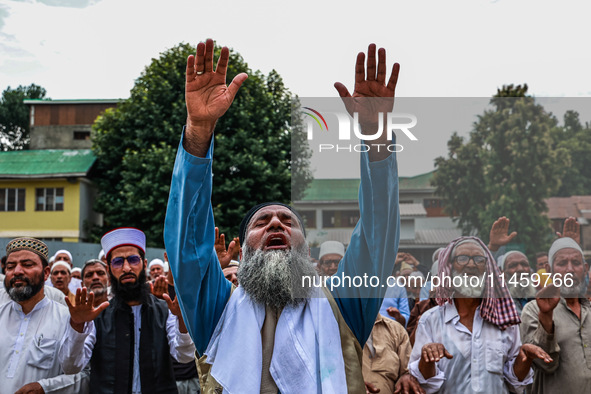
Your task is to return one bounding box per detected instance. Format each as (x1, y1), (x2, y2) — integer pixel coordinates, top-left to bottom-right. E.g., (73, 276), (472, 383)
(1, 0), (590, 176)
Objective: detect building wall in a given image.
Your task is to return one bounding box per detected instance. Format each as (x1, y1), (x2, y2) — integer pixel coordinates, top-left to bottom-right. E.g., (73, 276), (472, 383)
(78, 180), (102, 241)
(0, 179), (82, 241)
(31, 103), (114, 126)
(30, 125), (93, 149)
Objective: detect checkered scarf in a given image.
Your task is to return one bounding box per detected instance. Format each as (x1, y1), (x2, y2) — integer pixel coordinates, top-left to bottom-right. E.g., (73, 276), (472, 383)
(435, 236), (520, 330)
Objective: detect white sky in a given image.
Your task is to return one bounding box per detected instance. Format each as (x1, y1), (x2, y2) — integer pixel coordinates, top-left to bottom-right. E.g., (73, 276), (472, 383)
(1, 0), (590, 176)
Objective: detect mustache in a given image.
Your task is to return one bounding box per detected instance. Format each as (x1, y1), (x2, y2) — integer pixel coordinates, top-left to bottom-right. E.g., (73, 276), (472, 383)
(119, 273), (137, 282)
(10, 275), (31, 286)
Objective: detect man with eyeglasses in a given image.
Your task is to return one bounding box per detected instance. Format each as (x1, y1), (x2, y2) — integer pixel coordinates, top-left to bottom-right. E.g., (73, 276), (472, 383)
(409, 236), (551, 393)
(59, 227), (196, 394)
(316, 240), (345, 277)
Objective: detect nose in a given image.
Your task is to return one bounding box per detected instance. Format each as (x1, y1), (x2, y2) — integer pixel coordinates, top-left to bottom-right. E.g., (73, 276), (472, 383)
(266, 214), (286, 232)
(14, 263), (24, 275)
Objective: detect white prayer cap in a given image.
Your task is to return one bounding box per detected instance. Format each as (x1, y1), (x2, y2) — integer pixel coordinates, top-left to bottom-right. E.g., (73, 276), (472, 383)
(71, 267), (82, 274)
(53, 249), (73, 262)
(49, 255), (55, 264)
(51, 261), (71, 273)
(98, 249), (105, 260)
(101, 228), (146, 258)
(318, 241), (345, 260)
(148, 259), (164, 270)
(548, 237), (584, 268)
(497, 250), (526, 271)
(228, 259), (240, 268)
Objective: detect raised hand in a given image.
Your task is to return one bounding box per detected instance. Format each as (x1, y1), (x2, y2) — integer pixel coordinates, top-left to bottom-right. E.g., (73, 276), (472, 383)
(556, 216), (580, 245)
(150, 275), (169, 299)
(488, 216), (517, 251)
(536, 284), (561, 333)
(163, 293), (188, 333)
(66, 287), (109, 332)
(185, 38), (248, 157)
(214, 227), (241, 269)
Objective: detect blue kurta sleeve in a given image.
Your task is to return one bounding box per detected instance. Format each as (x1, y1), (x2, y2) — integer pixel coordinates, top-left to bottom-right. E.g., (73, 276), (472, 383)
(331, 149), (400, 345)
(164, 132), (232, 355)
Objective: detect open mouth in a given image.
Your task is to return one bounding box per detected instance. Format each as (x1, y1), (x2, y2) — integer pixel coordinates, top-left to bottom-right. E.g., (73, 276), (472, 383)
(264, 233), (289, 250)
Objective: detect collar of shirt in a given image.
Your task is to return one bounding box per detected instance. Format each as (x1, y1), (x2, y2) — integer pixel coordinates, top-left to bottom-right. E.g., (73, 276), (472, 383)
(11, 295), (49, 315)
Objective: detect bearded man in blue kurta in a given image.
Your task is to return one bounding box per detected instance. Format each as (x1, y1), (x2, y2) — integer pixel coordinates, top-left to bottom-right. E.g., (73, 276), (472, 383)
(164, 38), (417, 394)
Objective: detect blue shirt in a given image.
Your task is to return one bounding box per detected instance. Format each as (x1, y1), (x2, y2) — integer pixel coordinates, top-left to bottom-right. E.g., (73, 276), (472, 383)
(164, 133), (400, 354)
(379, 284), (411, 326)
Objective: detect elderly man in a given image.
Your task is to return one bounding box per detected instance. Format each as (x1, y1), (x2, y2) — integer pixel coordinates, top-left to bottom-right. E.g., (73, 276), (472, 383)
(520, 237), (591, 393)
(60, 228), (196, 394)
(46, 249), (83, 293)
(148, 258), (165, 280)
(0, 238), (89, 393)
(498, 251), (537, 315)
(164, 39), (410, 393)
(222, 260), (240, 286)
(50, 260), (76, 305)
(81, 259), (110, 306)
(409, 236), (551, 393)
(317, 240), (345, 277)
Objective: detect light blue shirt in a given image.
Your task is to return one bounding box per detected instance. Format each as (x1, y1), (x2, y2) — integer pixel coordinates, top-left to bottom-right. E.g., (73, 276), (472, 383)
(164, 132), (400, 352)
(409, 301), (533, 394)
(379, 284), (411, 326)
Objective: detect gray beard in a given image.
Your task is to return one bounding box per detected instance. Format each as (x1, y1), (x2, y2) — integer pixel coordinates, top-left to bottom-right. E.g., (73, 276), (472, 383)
(239, 243), (317, 310)
(507, 282), (537, 299)
(452, 269), (485, 298)
(560, 280), (585, 297)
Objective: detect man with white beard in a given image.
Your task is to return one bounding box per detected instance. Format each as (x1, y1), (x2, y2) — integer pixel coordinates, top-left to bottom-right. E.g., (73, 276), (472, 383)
(498, 251), (537, 315)
(409, 237), (551, 393)
(163, 38), (423, 393)
(520, 237), (591, 393)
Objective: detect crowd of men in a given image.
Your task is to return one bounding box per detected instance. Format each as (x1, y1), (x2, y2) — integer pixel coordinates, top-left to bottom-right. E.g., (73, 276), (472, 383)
(2, 37), (590, 394)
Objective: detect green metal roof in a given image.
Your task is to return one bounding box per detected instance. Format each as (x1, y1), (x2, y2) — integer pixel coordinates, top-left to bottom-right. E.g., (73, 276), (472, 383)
(0, 149), (96, 178)
(300, 171), (435, 201)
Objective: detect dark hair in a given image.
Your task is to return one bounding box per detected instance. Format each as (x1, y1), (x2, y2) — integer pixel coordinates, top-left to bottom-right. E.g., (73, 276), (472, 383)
(535, 252), (548, 259)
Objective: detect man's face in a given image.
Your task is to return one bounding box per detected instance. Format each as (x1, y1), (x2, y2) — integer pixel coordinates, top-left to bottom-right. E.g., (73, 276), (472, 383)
(109, 246), (146, 284)
(504, 252), (531, 277)
(318, 253), (342, 276)
(4, 250), (48, 302)
(452, 243), (487, 277)
(223, 266), (239, 286)
(72, 270), (81, 280)
(51, 266), (71, 294)
(55, 252), (72, 267)
(243, 205), (306, 253)
(83, 263), (109, 296)
(536, 255), (549, 271)
(552, 248), (588, 296)
(150, 265), (164, 279)
(400, 269), (422, 297)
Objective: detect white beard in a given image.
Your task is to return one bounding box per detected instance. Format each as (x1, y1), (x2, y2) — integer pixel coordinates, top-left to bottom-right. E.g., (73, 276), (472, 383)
(452, 269), (486, 298)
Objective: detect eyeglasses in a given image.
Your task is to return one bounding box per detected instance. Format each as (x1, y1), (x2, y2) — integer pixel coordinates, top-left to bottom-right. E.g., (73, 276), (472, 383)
(454, 255), (487, 266)
(110, 255), (142, 269)
(321, 259), (341, 267)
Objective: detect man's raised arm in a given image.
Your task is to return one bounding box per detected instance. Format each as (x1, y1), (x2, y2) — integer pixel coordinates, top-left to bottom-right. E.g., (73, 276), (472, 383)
(164, 39), (247, 354)
(329, 44), (401, 345)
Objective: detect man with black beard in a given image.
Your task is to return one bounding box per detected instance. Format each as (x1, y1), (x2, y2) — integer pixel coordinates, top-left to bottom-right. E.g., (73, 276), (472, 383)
(59, 227), (196, 394)
(163, 38), (425, 393)
(520, 237), (591, 393)
(0, 237), (89, 394)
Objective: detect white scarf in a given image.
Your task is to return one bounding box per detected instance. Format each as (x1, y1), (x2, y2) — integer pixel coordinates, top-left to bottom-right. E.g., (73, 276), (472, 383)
(204, 286), (347, 394)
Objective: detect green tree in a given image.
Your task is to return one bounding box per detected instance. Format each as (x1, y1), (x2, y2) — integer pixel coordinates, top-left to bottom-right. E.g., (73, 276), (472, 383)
(0, 84), (47, 150)
(432, 85), (568, 257)
(91, 43), (311, 247)
(552, 110), (591, 196)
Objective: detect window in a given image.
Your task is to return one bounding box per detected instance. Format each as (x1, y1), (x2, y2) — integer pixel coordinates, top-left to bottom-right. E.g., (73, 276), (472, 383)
(299, 210), (316, 229)
(0, 188), (26, 211)
(322, 210), (360, 228)
(73, 131), (91, 140)
(36, 188), (64, 211)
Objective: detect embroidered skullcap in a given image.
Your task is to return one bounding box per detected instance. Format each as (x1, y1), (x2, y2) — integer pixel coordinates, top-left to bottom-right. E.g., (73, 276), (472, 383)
(101, 228), (146, 260)
(228, 259), (240, 268)
(6, 237), (49, 263)
(51, 261), (71, 273)
(53, 249), (73, 262)
(238, 202), (306, 246)
(148, 259), (165, 270)
(548, 237), (584, 268)
(319, 241), (345, 260)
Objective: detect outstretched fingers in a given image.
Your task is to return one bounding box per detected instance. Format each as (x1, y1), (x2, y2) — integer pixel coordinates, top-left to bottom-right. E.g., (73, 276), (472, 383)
(366, 44), (377, 81)
(204, 39), (214, 73)
(215, 46), (230, 79)
(227, 73), (248, 100)
(195, 41), (206, 74)
(355, 52), (365, 85)
(376, 48), (387, 84)
(386, 62), (400, 92)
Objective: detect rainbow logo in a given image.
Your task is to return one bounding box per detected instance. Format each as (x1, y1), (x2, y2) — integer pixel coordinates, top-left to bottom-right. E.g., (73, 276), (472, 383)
(303, 107), (329, 131)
